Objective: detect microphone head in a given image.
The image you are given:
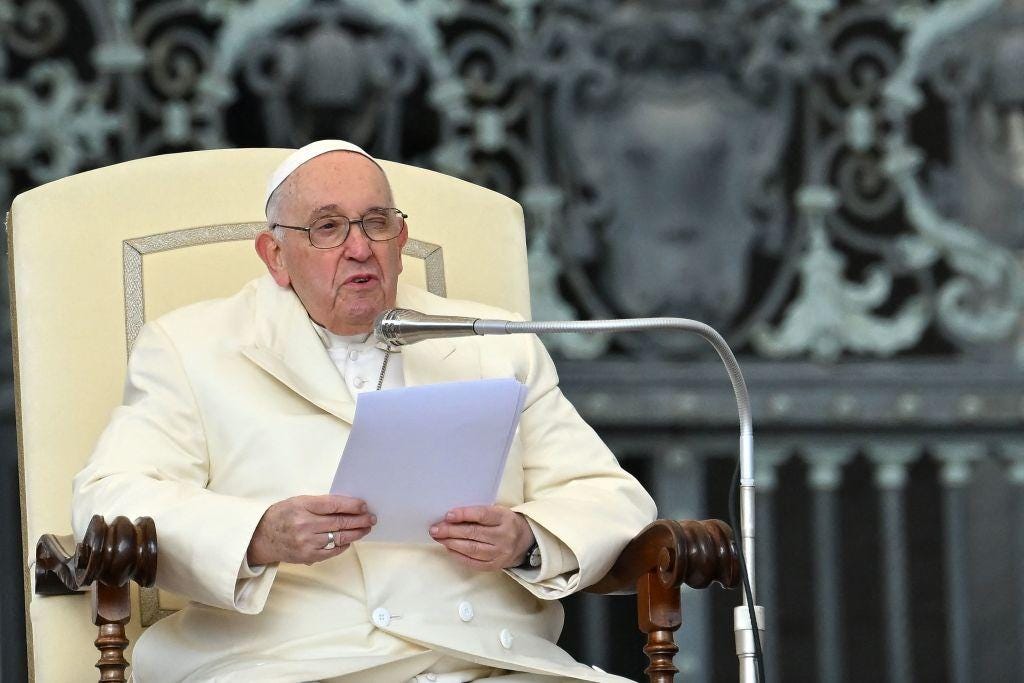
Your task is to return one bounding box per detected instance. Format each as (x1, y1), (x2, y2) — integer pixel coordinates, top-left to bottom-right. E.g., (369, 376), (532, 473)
(373, 308), (480, 346)
(373, 308), (406, 346)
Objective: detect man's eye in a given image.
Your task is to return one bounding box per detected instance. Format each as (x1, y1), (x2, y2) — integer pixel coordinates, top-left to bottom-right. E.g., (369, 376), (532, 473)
(363, 218), (388, 232)
(313, 221), (340, 233)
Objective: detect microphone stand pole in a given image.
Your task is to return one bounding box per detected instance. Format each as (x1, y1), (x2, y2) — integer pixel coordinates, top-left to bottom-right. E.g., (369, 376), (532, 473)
(377, 312), (766, 681)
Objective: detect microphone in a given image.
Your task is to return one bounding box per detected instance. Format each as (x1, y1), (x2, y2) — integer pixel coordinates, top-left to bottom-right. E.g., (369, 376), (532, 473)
(373, 308), (524, 346)
(374, 307), (765, 682)
(373, 308), (480, 346)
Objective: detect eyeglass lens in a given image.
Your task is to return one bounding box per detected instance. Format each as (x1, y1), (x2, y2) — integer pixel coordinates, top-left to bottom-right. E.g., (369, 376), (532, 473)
(309, 210), (400, 247)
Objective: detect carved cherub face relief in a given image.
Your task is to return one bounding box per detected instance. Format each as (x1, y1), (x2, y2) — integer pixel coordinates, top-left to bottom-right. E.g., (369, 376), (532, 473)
(571, 80), (766, 330)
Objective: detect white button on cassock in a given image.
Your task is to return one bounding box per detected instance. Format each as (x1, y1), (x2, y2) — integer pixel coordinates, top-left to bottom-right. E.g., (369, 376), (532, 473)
(349, 349), (360, 361)
(457, 601), (474, 622)
(353, 377), (366, 389)
(371, 607), (391, 628)
(499, 628), (514, 649)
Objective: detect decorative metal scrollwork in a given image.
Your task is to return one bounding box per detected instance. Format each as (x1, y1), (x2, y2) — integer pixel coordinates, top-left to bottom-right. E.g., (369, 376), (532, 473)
(2, 0), (1023, 364)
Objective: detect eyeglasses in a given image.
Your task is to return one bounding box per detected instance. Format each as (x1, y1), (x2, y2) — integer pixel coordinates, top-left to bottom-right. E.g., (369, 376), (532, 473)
(271, 208), (408, 249)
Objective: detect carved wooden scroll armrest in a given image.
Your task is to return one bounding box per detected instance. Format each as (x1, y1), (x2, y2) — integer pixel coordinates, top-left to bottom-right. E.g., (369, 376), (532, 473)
(586, 519), (739, 683)
(35, 515), (157, 683)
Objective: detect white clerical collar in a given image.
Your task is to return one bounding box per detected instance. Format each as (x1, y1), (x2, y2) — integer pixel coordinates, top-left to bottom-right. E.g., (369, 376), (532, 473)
(310, 320), (372, 350)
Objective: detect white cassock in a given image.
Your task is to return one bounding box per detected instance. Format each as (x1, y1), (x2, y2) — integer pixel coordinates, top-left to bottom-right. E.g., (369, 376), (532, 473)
(271, 327), (562, 682)
(72, 275), (657, 682)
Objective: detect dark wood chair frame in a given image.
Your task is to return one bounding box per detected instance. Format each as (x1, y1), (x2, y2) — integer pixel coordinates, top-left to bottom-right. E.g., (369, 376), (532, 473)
(36, 515), (738, 683)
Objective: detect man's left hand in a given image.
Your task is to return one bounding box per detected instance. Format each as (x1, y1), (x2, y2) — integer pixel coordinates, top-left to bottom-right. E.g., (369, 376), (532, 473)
(429, 506), (535, 571)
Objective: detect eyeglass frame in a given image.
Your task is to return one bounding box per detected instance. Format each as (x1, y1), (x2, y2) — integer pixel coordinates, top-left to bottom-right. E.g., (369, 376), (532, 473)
(270, 207), (409, 249)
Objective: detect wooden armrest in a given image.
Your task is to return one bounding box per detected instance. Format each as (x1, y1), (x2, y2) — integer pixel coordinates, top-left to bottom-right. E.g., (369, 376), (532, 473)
(587, 519), (739, 683)
(36, 515), (157, 595)
(587, 518), (739, 595)
(35, 515), (158, 683)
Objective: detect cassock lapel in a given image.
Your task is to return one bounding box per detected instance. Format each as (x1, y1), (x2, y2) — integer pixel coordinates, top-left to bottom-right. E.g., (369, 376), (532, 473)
(238, 278), (484, 420)
(240, 276), (357, 423)
(395, 283), (482, 387)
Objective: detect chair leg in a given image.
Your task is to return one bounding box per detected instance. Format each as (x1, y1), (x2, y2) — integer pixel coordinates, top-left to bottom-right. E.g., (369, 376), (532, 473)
(92, 581), (131, 683)
(637, 571), (682, 682)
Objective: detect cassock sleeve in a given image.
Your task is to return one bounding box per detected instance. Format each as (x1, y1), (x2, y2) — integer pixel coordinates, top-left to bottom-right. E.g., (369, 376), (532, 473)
(72, 321), (278, 613)
(505, 332), (657, 598)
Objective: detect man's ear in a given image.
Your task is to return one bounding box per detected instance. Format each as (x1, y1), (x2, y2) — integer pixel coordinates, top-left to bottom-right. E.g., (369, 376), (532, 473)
(398, 218), (409, 248)
(396, 219), (409, 272)
(255, 231), (291, 287)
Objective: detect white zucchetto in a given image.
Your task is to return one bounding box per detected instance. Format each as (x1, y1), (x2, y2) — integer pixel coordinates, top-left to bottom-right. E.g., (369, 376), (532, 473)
(264, 139), (382, 216)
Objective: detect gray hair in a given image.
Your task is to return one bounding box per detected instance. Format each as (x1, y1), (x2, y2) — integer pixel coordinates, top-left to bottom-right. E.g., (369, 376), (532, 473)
(265, 187), (286, 241)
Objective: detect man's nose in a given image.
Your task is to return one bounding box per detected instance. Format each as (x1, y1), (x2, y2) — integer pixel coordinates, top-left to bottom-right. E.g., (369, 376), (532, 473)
(340, 223), (373, 260)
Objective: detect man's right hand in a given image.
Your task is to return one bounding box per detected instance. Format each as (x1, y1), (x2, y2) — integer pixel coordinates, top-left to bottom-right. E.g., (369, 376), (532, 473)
(246, 495), (376, 566)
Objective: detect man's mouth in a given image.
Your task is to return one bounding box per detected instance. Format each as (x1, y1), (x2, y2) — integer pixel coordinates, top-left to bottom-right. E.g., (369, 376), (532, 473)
(344, 274), (377, 286)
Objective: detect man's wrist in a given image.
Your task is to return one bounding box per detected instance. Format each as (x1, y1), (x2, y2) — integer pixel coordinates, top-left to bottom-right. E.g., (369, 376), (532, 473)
(247, 531), (274, 566)
(513, 513), (540, 568)
(518, 541), (542, 568)
(246, 544), (263, 567)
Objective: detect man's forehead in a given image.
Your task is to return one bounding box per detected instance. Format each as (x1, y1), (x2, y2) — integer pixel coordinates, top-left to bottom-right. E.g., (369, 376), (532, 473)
(264, 139), (385, 216)
(293, 151), (384, 180)
(292, 155), (388, 194)
(271, 153), (391, 218)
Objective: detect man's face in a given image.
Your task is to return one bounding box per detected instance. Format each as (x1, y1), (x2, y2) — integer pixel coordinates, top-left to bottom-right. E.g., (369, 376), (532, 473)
(260, 152), (407, 334)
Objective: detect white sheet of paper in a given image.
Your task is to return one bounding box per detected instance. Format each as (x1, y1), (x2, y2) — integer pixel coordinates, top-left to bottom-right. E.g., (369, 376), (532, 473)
(330, 377), (528, 544)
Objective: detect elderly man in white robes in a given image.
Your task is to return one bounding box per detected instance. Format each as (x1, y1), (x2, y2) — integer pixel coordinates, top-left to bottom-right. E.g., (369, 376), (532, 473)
(72, 140), (657, 682)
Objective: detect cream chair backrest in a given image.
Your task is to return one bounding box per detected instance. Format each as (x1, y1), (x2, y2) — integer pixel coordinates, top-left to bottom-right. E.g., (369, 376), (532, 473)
(10, 148), (529, 681)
